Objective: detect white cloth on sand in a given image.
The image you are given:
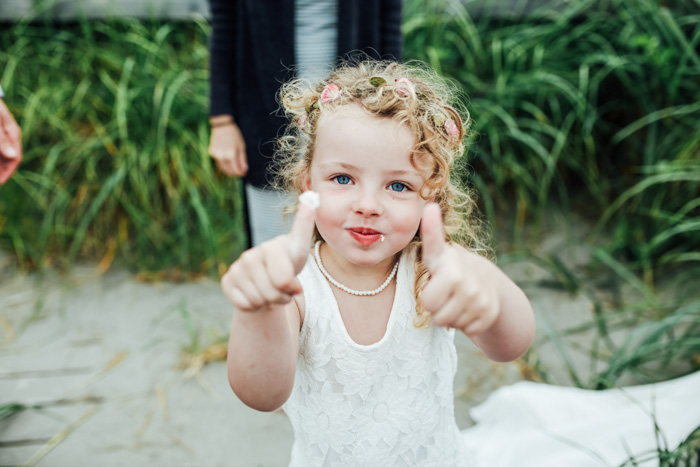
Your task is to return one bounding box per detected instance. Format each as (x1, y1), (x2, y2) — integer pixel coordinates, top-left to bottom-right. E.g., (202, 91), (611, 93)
(463, 370), (700, 466)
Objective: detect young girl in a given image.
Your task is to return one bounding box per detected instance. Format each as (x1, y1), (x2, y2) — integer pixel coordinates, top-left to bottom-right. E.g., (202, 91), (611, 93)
(220, 59), (536, 466)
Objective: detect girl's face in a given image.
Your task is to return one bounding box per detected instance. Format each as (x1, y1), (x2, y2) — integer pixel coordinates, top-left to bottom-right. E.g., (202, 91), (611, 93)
(306, 104), (430, 270)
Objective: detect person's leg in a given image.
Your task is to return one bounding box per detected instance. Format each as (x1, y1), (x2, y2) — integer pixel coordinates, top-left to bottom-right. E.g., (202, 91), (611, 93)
(244, 184), (296, 246)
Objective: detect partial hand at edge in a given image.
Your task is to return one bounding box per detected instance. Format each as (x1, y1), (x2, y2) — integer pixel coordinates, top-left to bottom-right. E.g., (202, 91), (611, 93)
(0, 99), (22, 185)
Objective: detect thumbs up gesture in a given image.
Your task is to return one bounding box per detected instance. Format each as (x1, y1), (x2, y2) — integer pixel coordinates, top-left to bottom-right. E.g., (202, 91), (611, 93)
(420, 203), (500, 336)
(221, 194), (317, 312)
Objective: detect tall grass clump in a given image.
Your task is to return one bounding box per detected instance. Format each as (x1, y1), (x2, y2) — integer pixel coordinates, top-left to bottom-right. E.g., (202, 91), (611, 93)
(0, 16), (245, 276)
(404, 0), (700, 286)
(622, 424), (700, 466)
(0, 0), (698, 292)
(402, 0), (700, 403)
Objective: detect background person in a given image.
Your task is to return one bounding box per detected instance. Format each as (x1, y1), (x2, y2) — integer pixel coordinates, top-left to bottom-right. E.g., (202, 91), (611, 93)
(207, 0), (403, 247)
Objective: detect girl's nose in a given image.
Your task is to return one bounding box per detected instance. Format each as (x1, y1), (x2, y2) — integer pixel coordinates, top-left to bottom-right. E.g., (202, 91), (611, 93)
(352, 190), (383, 217)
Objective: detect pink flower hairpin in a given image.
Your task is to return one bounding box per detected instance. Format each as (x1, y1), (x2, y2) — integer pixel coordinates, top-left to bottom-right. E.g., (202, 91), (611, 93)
(320, 83), (342, 103)
(444, 119), (460, 139)
(395, 77), (414, 97)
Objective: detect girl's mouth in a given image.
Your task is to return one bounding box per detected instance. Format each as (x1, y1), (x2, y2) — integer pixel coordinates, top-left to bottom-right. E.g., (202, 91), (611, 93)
(348, 227), (383, 246)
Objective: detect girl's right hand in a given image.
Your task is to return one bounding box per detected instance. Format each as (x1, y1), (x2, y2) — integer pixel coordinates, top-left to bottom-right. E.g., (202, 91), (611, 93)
(221, 200), (317, 312)
(208, 121), (248, 177)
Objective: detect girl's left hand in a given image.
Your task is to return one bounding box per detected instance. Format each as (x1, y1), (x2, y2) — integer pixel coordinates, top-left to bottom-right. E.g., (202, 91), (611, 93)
(420, 203), (500, 337)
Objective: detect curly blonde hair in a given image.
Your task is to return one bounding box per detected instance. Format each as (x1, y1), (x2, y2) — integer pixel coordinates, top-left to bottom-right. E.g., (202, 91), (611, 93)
(274, 59), (489, 327)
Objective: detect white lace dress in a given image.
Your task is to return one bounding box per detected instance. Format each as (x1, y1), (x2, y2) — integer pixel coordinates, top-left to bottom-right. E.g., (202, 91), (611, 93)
(282, 248), (473, 467)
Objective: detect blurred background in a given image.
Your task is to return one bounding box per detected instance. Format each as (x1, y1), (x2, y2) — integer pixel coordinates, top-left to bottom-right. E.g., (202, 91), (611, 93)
(0, 0), (699, 465)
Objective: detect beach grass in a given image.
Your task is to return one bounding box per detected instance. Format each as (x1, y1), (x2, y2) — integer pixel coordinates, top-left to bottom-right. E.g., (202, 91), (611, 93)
(403, 0), (700, 397)
(0, 16), (245, 276)
(0, 0), (698, 390)
(404, 0), (700, 285)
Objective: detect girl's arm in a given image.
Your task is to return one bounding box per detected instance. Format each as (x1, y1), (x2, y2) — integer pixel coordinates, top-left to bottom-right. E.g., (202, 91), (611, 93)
(221, 200), (316, 411)
(464, 256), (535, 362)
(227, 298), (302, 412)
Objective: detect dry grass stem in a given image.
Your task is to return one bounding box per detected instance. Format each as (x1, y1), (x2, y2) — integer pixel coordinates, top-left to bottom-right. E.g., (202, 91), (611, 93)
(22, 405), (99, 467)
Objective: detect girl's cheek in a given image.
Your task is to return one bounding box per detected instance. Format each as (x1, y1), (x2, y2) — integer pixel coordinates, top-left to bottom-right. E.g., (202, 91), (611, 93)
(314, 203), (341, 230)
(317, 189), (347, 212)
(395, 206), (424, 232)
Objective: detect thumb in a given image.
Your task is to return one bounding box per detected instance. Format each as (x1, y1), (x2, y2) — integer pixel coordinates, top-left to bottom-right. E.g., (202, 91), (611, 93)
(420, 203), (447, 271)
(288, 191), (319, 271)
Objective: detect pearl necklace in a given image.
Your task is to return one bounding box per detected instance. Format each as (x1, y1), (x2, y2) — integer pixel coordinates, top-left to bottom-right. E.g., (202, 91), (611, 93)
(314, 241), (398, 296)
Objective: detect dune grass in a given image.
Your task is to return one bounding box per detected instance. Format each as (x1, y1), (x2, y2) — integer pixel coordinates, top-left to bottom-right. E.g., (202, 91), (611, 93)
(404, 0), (700, 285)
(402, 0), (700, 409)
(0, 0), (698, 389)
(1, 0), (698, 280)
(0, 17), (245, 276)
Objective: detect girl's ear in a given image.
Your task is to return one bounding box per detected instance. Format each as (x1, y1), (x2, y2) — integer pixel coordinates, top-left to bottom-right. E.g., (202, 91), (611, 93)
(302, 172), (311, 191)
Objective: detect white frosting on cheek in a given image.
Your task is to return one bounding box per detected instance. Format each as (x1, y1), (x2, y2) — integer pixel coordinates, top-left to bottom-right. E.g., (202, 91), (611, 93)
(298, 190), (320, 210)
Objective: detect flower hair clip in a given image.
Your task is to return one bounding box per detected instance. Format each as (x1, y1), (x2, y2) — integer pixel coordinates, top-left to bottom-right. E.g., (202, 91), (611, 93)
(395, 77), (414, 97)
(298, 83), (341, 128)
(320, 83), (342, 103)
(433, 113), (460, 140)
(444, 119), (460, 139)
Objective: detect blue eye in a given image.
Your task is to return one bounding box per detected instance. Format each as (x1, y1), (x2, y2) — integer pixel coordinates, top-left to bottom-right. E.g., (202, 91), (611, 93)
(390, 182), (408, 192)
(334, 175), (351, 185)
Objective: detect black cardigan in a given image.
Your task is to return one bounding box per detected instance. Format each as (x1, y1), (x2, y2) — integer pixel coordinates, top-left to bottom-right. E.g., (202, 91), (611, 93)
(208, 0), (403, 187)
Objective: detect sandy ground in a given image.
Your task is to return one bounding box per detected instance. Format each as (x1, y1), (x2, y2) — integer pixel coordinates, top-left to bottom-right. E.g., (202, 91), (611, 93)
(0, 246), (595, 467)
